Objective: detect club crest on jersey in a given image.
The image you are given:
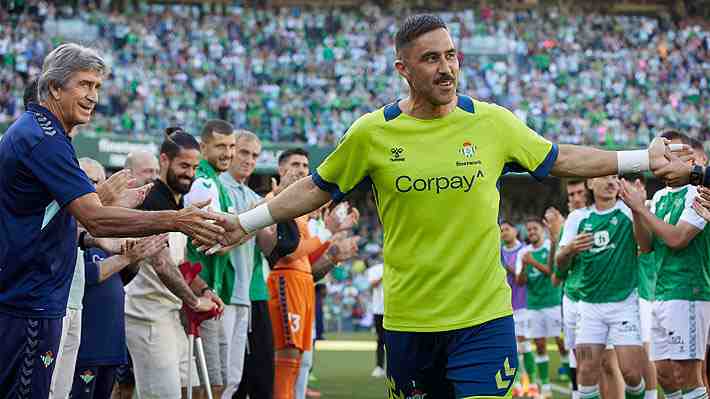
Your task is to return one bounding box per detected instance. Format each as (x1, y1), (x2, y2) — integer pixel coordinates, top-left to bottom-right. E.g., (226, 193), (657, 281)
(41, 351), (54, 368)
(407, 390), (427, 399)
(456, 141), (481, 167)
(459, 141), (475, 158)
(80, 370), (95, 384)
(610, 216), (618, 225)
(390, 146), (405, 162)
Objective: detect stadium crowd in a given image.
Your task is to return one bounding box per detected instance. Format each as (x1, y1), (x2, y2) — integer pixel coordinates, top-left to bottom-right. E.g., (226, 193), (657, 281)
(2, 4), (710, 399)
(0, 1), (708, 145)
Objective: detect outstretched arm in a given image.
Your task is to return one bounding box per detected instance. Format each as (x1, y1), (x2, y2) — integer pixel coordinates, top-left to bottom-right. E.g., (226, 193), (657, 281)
(269, 177), (332, 222)
(551, 145), (619, 177)
(210, 176), (332, 248)
(552, 141), (664, 178)
(68, 194), (223, 243)
(551, 140), (692, 186)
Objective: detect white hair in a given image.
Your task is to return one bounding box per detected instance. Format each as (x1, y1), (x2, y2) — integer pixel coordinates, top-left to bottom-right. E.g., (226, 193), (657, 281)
(37, 43), (108, 102)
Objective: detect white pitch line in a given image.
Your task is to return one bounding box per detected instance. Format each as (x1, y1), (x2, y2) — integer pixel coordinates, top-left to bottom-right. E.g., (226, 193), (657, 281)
(315, 340), (376, 351)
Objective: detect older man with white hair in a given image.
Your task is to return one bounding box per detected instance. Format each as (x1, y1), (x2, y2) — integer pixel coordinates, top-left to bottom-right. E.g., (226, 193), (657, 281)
(0, 43), (223, 398)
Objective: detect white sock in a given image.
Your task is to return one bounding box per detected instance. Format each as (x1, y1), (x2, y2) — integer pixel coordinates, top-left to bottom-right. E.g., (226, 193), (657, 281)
(520, 339), (532, 353)
(683, 387), (709, 399)
(579, 384), (601, 399)
(645, 390), (658, 399)
(626, 379), (645, 395)
(572, 391), (581, 399)
(534, 354), (550, 363)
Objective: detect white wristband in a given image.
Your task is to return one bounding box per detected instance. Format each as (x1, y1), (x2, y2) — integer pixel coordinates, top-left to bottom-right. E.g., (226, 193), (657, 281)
(617, 150), (650, 174)
(237, 204), (275, 234)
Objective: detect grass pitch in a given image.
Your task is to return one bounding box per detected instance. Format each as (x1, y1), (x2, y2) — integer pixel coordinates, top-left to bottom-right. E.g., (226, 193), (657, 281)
(312, 332), (568, 398)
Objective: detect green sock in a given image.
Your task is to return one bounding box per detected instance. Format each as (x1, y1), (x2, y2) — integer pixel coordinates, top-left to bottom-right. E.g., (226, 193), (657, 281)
(514, 354), (523, 384)
(580, 385), (602, 399)
(561, 354), (570, 371)
(625, 379), (645, 399)
(535, 354), (549, 385)
(524, 351), (536, 382)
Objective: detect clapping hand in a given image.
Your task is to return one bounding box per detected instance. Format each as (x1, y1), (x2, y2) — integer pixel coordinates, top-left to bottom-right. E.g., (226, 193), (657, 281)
(123, 234), (169, 263)
(543, 207), (564, 241)
(96, 169), (134, 206)
(328, 232), (361, 263)
(619, 179), (648, 212)
(114, 182), (153, 209)
(271, 169), (302, 195)
(324, 202), (360, 233)
(692, 187), (710, 222)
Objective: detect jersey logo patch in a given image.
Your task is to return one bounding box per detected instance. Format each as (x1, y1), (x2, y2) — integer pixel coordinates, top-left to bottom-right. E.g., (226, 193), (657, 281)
(590, 230), (615, 254)
(33, 113), (58, 136)
(459, 141), (475, 158)
(390, 146), (405, 162)
(202, 181), (213, 189)
(456, 141), (482, 167)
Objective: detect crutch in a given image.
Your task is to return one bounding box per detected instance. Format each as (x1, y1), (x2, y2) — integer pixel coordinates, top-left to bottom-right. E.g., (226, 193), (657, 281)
(180, 261), (222, 399)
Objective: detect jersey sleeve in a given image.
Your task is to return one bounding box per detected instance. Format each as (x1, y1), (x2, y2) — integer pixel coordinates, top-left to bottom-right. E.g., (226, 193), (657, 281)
(184, 178), (220, 211)
(26, 137), (95, 207)
(313, 115), (371, 201)
(83, 248), (107, 286)
(559, 210), (584, 247)
(618, 201), (634, 221)
(515, 247), (529, 275)
(496, 105), (558, 181)
(680, 186), (707, 230)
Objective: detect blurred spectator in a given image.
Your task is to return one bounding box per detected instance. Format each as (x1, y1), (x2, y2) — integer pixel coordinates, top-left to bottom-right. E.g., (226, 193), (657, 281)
(0, 1), (706, 145)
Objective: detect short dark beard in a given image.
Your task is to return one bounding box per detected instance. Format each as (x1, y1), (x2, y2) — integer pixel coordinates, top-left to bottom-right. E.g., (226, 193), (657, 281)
(166, 165), (193, 194)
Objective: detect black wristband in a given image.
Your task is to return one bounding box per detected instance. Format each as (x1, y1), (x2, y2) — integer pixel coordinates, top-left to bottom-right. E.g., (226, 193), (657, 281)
(690, 165), (703, 186)
(78, 231), (88, 251)
(704, 166), (710, 188)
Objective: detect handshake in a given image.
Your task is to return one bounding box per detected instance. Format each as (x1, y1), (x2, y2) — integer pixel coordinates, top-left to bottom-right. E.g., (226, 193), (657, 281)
(646, 138), (696, 187)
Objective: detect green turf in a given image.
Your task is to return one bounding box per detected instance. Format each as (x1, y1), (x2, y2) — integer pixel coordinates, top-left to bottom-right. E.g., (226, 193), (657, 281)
(312, 332), (569, 398)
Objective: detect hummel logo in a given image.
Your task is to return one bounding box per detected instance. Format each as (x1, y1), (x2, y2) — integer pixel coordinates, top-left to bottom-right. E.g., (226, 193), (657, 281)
(390, 146), (405, 162)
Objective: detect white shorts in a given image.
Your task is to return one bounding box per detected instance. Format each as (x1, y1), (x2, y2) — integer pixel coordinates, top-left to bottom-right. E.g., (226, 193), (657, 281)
(562, 295), (578, 349)
(639, 298), (653, 343)
(562, 295), (579, 368)
(651, 300), (710, 361)
(577, 291), (642, 347)
(513, 308), (528, 338)
(526, 306), (562, 339)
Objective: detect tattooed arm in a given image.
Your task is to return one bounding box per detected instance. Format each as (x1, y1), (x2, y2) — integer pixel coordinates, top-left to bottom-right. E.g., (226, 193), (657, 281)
(150, 249), (216, 312)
